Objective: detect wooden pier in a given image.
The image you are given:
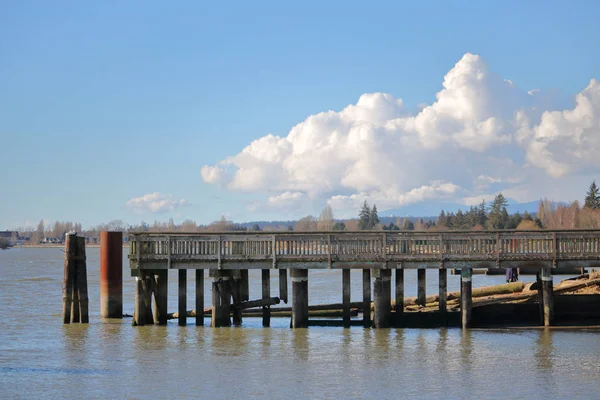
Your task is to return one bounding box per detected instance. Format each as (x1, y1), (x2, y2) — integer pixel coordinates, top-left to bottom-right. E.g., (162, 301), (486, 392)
(128, 230), (600, 329)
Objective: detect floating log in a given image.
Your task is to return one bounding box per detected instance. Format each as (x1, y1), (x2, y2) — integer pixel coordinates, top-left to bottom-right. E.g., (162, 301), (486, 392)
(167, 297), (280, 320)
(471, 277), (600, 308)
(168, 308), (358, 320)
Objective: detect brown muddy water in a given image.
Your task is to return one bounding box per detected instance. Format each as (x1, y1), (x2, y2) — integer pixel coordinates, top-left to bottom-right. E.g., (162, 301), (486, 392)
(1, 247), (599, 399)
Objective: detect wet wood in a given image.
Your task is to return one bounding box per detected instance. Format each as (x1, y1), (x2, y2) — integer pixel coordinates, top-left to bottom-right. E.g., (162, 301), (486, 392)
(178, 269), (187, 326)
(62, 234), (77, 324)
(417, 269), (426, 306)
(461, 267), (472, 329)
(231, 270), (242, 326)
(211, 270), (232, 327)
(291, 269), (308, 328)
(542, 267), (554, 326)
(342, 269), (351, 327)
(439, 268), (447, 314)
(373, 269), (391, 328)
(363, 269), (371, 328)
(240, 269), (249, 301)
(196, 269), (204, 326)
(279, 269), (288, 304)
(155, 270), (168, 325)
(262, 269), (270, 327)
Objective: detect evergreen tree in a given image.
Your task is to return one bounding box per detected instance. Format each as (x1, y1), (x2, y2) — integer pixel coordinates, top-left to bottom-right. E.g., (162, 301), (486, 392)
(401, 218), (414, 230)
(584, 181), (600, 209)
(437, 210), (448, 227)
(522, 211), (533, 221)
(332, 222), (346, 231)
(487, 193), (508, 229)
(478, 200), (488, 226)
(369, 205), (379, 229)
(359, 201), (371, 230)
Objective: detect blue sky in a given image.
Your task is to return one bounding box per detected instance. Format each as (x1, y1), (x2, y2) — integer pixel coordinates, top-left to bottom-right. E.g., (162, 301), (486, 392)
(1, 1), (599, 229)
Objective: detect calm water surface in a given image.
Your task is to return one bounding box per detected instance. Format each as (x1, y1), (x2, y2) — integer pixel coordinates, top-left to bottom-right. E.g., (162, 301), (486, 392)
(1, 248), (599, 399)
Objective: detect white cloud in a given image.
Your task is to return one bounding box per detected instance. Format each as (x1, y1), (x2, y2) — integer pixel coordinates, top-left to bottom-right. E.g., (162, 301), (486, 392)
(201, 53), (600, 216)
(126, 192), (187, 214)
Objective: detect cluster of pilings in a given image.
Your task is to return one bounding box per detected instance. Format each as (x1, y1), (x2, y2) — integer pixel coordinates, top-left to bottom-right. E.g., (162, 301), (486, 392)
(129, 266), (490, 329)
(62, 233), (89, 324)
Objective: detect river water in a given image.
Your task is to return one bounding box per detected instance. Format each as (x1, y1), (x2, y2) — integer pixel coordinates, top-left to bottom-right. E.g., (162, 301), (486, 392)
(1, 247), (599, 399)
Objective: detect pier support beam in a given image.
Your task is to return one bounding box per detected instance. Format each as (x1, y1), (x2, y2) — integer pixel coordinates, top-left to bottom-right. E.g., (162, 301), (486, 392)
(291, 269), (308, 328)
(439, 268), (447, 322)
(211, 270), (232, 327)
(417, 268), (426, 306)
(395, 268), (404, 326)
(541, 267), (554, 326)
(196, 269), (204, 326)
(155, 270), (168, 325)
(231, 270), (242, 326)
(342, 269), (351, 328)
(373, 269), (391, 328)
(262, 269), (271, 327)
(461, 268), (472, 329)
(100, 231), (123, 319)
(178, 269), (187, 326)
(279, 269), (288, 304)
(240, 269), (249, 301)
(363, 269), (371, 328)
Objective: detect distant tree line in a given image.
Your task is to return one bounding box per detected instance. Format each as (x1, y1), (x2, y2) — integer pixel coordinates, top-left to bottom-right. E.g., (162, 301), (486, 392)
(13, 181), (600, 242)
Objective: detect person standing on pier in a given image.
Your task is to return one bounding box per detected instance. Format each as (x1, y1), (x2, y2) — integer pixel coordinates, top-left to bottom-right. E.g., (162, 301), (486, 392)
(506, 268), (519, 283)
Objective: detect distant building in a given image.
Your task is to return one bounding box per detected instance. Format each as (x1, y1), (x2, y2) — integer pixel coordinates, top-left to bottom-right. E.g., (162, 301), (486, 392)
(0, 231), (18, 239)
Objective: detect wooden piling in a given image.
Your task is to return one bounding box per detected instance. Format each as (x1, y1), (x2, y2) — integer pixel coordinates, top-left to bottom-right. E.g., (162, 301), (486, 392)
(461, 267), (472, 329)
(75, 236), (89, 323)
(178, 269), (187, 326)
(231, 270), (242, 326)
(439, 268), (447, 315)
(62, 233), (77, 324)
(342, 269), (351, 328)
(155, 270), (168, 325)
(395, 268), (404, 326)
(71, 253), (80, 323)
(133, 277), (145, 326)
(100, 231), (123, 319)
(196, 269), (204, 326)
(417, 268), (426, 306)
(291, 269), (308, 328)
(536, 273), (544, 324)
(142, 272), (154, 325)
(262, 269), (271, 327)
(363, 269), (371, 328)
(279, 269), (288, 304)
(541, 267), (554, 326)
(373, 269), (391, 328)
(211, 270), (232, 327)
(240, 269), (249, 302)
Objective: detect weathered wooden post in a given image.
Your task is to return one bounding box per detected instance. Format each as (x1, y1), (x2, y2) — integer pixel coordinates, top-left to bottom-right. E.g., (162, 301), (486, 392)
(76, 236), (89, 323)
(100, 231), (123, 318)
(240, 269), (249, 301)
(291, 269), (308, 328)
(541, 267), (554, 326)
(342, 269), (351, 328)
(461, 267), (472, 329)
(373, 268), (391, 328)
(231, 270), (242, 326)
(196, 269), (204, 326)
(211, 270), (232, 327)
(439, 267), (447, 323)
(262, 269), (271, 327)
(155, 270), (168, 325)
(279, 269), (288, 304)
(178, 269), (187, 326)
(363, 269), (371, 328)
(62, 233), (77, 324)
(417, 268), (426, 306)
(133, 276), (146, 326)
(395, 268), (404, 326)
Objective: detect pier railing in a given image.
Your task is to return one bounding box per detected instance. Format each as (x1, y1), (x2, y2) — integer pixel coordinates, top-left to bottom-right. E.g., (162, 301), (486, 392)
(129, 230), (600, 270)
